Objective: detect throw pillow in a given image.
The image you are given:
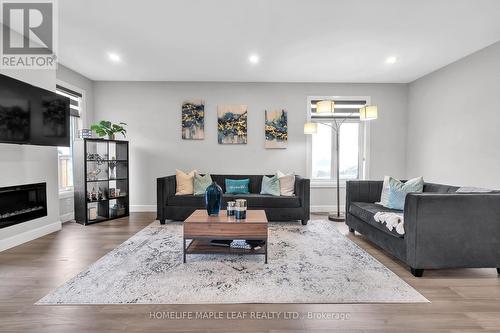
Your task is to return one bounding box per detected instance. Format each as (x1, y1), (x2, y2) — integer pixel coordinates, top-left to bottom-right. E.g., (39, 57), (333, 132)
(260, 175), (280, 196)
(194, 173), (213, 195)
(277, 170), (295, 196)
(376, 175), (391, 206)
(225, 178), (250, 194)
(386, 176), (424, 210)
(175, 169), (197, 195)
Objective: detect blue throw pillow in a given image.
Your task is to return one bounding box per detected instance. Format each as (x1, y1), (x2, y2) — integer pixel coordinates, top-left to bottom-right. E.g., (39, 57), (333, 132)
(386, 176), (424, 210)
(260, 175), (280, 196)
(225, 178), (250, 194)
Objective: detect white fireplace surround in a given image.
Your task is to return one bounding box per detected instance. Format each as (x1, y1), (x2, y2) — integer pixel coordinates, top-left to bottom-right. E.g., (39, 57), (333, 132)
(0, 69), (61, 252)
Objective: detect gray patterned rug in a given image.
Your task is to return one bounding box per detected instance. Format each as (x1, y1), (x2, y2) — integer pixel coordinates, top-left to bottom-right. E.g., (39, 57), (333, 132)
(37, 220), (428, 304)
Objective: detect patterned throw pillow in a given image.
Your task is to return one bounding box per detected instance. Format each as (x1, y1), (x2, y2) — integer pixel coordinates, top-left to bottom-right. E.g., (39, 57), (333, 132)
(225, 179), (250, 194)
(194, 173), (212, 195)
(386, 176), (424, 210)
(277, 170), (295, 196)
(175, 169), (197, 195)
(260, 175), (280, 196)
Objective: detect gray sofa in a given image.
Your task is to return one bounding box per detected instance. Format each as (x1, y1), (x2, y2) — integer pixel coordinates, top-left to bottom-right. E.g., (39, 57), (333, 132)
(157, 174), (310, 224)
(346, 180), (500, 277)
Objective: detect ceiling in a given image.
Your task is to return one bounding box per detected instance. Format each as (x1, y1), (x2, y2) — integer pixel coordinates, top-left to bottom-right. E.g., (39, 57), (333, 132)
(58, 0), (500, 82)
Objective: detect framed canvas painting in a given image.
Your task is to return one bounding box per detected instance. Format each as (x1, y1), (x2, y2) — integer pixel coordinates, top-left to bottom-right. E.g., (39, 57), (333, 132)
(217, 105), (247, 144)
(265, 109), (287, 149)
(182, 99), (205, 140)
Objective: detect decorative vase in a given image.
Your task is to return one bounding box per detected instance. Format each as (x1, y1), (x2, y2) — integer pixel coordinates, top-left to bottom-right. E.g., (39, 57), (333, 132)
(205, 181), (223, 216)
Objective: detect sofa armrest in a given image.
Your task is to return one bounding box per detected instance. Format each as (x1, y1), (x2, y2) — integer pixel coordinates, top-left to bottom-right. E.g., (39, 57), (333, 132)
(156, 175), (176, 221)
(345, 180), (384, 213)
(295, 176), (310, 219)
(405, 193), (500, 269)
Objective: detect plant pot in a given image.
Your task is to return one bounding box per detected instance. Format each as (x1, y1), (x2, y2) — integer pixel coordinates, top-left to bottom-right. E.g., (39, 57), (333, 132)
(109, 134), (115, 140)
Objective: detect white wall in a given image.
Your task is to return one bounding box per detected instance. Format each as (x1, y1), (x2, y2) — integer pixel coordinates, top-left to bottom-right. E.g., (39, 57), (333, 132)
(0, 69), (60, 252)
(407, 41), (500, 188)
(94, 82), (408, 211)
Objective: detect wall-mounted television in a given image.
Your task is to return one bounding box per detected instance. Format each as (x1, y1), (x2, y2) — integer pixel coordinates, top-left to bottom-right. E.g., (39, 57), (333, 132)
(0, 73), (70, 147)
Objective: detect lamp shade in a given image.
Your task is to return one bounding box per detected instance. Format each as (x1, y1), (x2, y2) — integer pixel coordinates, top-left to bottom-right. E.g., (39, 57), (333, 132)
(316, 100), (334, 113)
(359, 105), (378, 121)
(303, 122), (318, 134)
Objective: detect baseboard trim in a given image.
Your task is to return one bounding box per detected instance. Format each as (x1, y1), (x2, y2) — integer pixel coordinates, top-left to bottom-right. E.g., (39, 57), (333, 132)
(130, 205), (156, 212)
(0, 221), (62, 252)
(60, 212), (74, 223)
(311, 205), (345, 213)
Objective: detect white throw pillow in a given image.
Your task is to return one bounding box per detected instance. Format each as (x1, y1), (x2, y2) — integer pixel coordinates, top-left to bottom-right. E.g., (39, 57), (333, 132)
(175, 169), (197, 195)
(277, 170), (295, 196)
(376, 175), (391, 206)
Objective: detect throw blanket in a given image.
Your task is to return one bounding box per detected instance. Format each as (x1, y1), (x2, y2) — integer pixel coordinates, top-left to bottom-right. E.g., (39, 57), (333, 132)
(374, 212), (405, 235)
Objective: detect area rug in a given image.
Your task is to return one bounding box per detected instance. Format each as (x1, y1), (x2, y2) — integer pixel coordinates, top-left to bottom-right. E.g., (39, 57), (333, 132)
(37, 220), (428, 304)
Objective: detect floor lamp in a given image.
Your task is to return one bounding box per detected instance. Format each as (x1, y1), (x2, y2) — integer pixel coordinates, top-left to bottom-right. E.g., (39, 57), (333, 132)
(304, 101), (378, 222)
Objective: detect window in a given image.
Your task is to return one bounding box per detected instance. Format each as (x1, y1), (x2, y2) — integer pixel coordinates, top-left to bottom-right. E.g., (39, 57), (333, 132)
(56, 85), (83, 192)
(308, 97), (368, 183)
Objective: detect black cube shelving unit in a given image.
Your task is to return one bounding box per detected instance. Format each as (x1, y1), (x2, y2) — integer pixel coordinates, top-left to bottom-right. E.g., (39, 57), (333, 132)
(73, 138), (129, 225)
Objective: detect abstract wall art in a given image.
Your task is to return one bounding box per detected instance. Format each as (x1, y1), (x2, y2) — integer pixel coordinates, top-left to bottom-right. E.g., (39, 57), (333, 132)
(217, 105), (247, 144)
(181, 99), (205, 140)
(265, 109), (287, 149)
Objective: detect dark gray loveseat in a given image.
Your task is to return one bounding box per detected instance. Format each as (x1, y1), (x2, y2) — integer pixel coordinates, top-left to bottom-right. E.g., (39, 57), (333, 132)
(346, 180), (500, 277)
(157, 174), (310, 224)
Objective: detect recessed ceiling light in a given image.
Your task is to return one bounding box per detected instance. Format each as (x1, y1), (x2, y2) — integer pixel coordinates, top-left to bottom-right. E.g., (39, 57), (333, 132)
(108, 52), (121, 62)
(248, 54), (260, 64)
(385, 56), (397, 64)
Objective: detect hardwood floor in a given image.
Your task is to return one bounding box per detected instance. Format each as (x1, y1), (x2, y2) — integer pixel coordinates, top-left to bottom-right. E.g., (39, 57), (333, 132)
(1, 212), (499, 332)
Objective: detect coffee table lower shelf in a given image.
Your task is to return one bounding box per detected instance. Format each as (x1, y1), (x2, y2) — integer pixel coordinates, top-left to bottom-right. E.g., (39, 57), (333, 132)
(183, 239), (267, 263)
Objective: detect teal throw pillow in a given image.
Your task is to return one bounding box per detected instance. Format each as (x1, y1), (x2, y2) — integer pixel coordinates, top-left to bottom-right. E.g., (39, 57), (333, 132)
(386, 176), (424, 210)
(225, 178), (250, 194)
(194, 173), (212, 195)
(260, 175), (280, 196)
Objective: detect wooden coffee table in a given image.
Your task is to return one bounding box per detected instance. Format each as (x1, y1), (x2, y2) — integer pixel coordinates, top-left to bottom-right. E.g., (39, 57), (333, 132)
(183, 209), (268, 263)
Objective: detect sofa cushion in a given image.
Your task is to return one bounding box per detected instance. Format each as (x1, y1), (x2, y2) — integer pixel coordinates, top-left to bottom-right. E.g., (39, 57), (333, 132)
(277, 170), (295, 196)
(168, 194), (300, 208)
(225, 178), (250, 194)
(175, 169), (196, 195)
(349, 202), (404, 238)
(211, 175), (264, 194)
(260, 175), (280, 196)
(194, 173), (212, 195)
(386, 176), (423, 210)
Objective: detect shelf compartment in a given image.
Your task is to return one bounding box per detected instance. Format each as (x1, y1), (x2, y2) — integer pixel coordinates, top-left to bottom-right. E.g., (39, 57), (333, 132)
(86, 161), (109, 182)
(87, 201), (109, 222)
(108, 161), (128, 180)
(109, 197), (128, 219)
(86, 140), (108, 161)
(86, 180), (109, 199)
(109, 179), (128, 198)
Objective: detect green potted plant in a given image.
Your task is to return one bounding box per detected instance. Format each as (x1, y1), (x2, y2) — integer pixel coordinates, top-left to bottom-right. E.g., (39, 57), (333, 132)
(90, 120), (127, 140)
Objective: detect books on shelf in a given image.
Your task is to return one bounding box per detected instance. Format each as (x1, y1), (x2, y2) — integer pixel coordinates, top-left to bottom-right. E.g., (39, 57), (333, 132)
(209, 239), (265, 250)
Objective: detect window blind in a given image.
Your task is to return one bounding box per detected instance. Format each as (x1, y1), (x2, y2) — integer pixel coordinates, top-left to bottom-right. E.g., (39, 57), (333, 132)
(56, 84), (82, 117)
(310, 99), (367, 119)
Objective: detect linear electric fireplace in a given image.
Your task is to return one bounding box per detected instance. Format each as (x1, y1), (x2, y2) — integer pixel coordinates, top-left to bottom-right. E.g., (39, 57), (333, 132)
(0, 183), (47, 229)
